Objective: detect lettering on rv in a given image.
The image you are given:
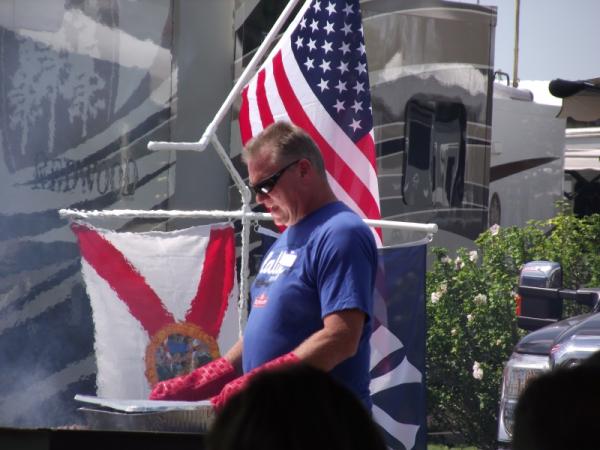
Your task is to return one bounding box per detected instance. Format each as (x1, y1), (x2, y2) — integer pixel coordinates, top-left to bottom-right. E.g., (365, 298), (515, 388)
(33, 156), (139, 196)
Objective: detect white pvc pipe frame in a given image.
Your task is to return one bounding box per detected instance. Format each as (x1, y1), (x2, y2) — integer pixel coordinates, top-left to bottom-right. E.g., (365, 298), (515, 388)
(59, 0), (438, 334)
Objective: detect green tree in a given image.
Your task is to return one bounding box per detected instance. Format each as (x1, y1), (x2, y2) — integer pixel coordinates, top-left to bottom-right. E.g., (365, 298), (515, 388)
(426, 212), (600, 449)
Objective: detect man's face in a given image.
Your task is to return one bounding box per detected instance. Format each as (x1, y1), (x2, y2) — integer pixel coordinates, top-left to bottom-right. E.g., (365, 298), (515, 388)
(247, 147), (302, 227)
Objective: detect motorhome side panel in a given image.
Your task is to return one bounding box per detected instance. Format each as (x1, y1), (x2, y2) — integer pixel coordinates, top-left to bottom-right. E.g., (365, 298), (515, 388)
(489, 88), (565, 227)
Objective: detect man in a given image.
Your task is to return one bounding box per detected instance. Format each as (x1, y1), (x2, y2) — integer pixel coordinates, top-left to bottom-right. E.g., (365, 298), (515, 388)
(150, 121), (378, 408)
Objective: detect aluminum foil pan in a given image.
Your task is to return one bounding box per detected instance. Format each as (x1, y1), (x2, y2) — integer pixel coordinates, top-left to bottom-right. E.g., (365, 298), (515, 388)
(75, 395), (215, 433)
(79, 407), (214, 433)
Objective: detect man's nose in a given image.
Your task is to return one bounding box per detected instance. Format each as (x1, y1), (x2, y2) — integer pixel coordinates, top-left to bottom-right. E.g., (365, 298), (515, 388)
(255, 191), (268, 204)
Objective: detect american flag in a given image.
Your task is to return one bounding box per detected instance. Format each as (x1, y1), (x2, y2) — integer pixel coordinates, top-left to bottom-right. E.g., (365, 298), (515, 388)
(239, 0), (381, 231)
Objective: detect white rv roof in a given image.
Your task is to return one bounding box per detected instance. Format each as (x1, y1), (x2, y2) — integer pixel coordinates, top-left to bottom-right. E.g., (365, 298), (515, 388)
(493, 80), (564, 106)
(517, 80), (562, 106)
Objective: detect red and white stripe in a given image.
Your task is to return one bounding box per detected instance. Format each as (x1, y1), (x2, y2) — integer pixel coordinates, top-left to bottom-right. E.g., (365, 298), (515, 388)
(239, 1), (381, 240)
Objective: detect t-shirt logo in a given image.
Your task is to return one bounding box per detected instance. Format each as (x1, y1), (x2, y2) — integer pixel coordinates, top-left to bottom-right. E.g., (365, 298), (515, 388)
(260, 250), (297, 278)
(254, 292), (268, 308)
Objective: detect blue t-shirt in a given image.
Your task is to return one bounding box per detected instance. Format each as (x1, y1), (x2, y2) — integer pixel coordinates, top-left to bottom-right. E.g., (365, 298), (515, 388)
(243, 201), (377, 407)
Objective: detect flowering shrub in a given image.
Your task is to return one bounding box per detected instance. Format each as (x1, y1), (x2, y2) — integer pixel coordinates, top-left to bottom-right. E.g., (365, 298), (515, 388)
(426, 210), (600, 448)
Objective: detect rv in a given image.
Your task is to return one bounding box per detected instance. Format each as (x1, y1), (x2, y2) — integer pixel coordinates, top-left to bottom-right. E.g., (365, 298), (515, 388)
(0, 0), (565, 431)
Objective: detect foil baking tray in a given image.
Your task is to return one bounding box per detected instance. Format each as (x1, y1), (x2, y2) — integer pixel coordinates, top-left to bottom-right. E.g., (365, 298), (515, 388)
(75, 395), (215, 433)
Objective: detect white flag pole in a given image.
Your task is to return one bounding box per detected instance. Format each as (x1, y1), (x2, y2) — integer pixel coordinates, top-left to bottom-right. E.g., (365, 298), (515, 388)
(147, 0), (307, 153)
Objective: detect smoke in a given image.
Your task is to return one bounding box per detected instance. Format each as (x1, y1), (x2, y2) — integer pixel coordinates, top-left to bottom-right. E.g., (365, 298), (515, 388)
(0, 356), (96, 427)
(0, 268), (97, 428)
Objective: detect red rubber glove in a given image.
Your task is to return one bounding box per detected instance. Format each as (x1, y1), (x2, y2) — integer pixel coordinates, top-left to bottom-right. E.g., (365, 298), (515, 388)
(210, 352), (299, 409)
(149, 357), (237, 401)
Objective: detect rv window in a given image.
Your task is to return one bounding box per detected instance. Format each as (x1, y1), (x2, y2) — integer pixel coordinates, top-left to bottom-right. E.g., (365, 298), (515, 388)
(432, 103), (466, 207)
(403, 102), (434, 207)
(403, 100), (466, 208)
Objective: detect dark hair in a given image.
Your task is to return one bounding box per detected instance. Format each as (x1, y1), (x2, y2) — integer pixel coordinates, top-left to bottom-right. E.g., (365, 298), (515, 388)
(512, 350), (600, 450)
(243, 121), (326, 177)
(206, 364), (386, 450)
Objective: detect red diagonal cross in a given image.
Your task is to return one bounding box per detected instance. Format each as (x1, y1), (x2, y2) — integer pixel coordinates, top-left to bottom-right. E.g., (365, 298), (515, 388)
(185, 226), (236, 337)
(72, 223), (235, 339)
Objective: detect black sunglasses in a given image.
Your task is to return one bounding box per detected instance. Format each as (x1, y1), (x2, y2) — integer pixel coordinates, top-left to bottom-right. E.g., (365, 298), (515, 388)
(250, 159), (301, 195)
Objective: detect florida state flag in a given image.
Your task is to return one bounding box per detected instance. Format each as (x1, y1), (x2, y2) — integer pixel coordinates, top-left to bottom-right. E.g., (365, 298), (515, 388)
(72, 222), (238, 399)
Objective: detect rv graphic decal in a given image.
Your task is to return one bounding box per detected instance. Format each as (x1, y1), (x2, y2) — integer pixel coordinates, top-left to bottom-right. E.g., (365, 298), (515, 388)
(0, 0), (174, 427)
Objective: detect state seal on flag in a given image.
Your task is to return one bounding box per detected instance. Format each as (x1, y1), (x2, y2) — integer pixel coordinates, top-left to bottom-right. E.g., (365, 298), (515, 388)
(145, 322), (220, 386)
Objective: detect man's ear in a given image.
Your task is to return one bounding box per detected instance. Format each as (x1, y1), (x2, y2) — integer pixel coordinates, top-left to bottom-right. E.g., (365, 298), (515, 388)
(298, 159), (310, 177)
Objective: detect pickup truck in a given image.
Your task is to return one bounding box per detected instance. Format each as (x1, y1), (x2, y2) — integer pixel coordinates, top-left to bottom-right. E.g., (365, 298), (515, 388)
(497, 261), (600, 444)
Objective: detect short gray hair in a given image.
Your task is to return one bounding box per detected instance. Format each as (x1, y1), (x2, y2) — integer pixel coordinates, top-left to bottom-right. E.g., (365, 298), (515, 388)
(243, 122), (326, 177)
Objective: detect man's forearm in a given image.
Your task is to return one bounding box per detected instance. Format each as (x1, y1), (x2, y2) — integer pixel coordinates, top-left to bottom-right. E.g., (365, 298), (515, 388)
(223, 338), (244, 374)
(293, 309), (365, 371)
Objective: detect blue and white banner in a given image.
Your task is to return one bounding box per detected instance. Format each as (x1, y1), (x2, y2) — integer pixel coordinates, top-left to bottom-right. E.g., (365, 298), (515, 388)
(370, 243), (427, 450)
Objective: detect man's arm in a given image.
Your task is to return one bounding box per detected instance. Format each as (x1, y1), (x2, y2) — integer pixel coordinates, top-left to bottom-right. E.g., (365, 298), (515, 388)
(222, 337), (244, 373)
(210, 311), (365, 408)
(293, 308), (366, 371)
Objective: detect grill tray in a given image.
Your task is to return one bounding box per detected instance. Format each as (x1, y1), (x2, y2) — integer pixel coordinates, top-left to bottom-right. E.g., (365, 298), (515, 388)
(75, 395), (214, 433)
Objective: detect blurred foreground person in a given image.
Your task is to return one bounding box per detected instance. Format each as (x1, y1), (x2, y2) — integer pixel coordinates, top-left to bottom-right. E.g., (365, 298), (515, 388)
(512, 351), (600, 450)
(150, 121), (378, 409)
(206, 364), (386, 450)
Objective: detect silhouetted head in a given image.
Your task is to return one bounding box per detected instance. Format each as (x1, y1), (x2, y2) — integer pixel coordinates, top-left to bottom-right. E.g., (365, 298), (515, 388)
(206, 364), (386, 450)
(512, 350), (600, 450)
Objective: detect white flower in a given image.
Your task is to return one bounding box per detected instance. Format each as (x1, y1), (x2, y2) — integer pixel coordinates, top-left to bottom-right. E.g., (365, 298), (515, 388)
(431, 292), (441, 304)
(474, 293), (487, 305)
(469, 250), (479, 263)
(451, 328), (457, 336)
(455, 256), (464, 270)
(472, 361), (484, 380)
(467, 313), (473, 322)
(439, 283), (448, 294)
(441, 256), (452, 264)
(496, 339), (502, 345)
(490, 224), (500, 236)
